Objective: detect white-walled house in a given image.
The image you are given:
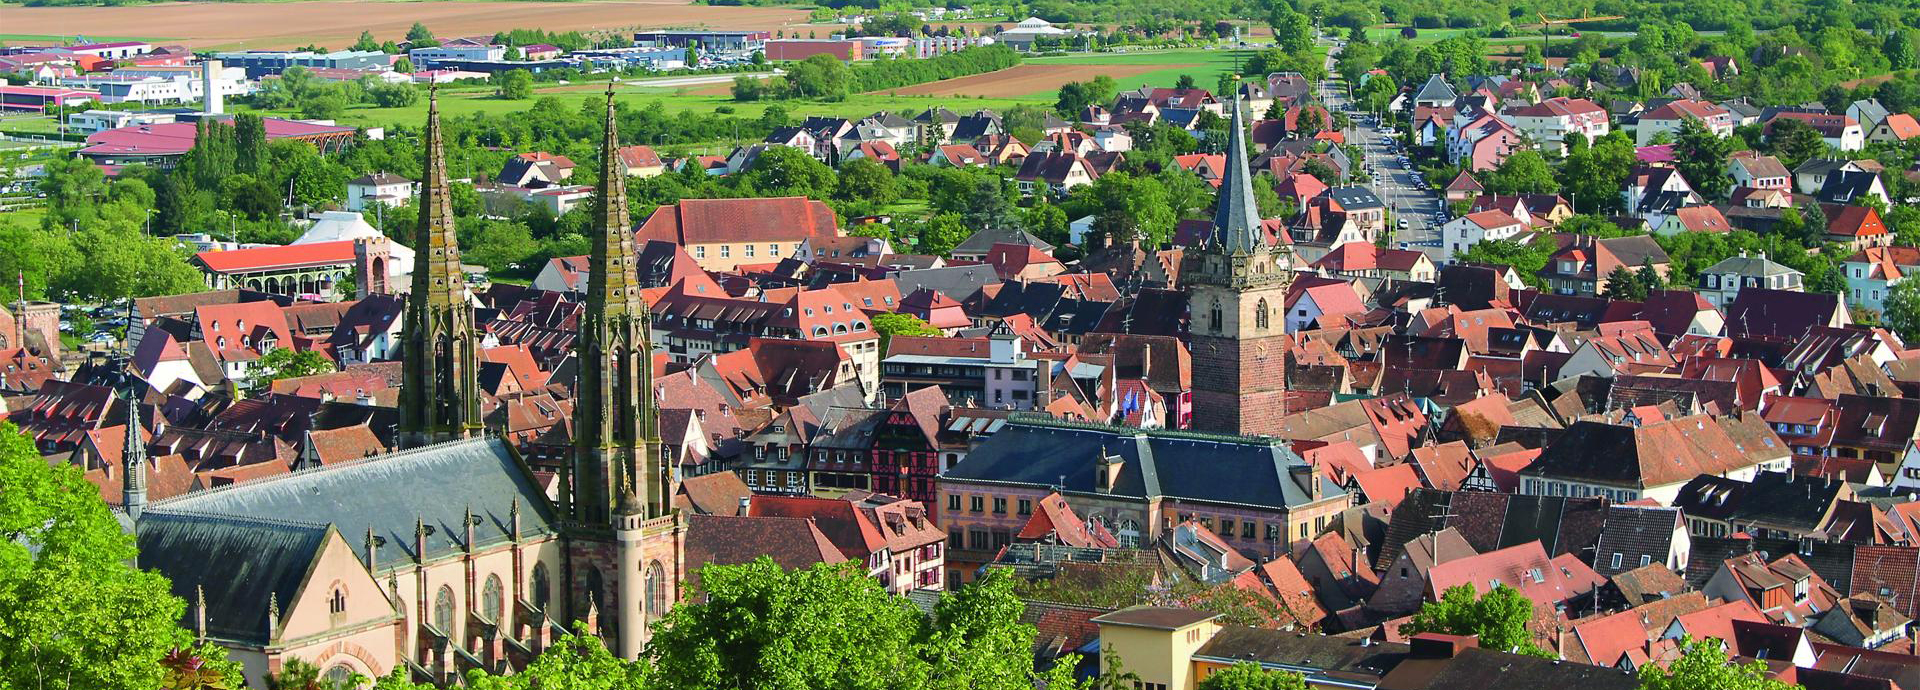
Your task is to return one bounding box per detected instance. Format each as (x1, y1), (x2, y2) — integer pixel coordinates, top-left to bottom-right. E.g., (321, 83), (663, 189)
(1502, 97), (1609, 155)
(1440, 210), (1528, 261)
(345, 173), (413, 212)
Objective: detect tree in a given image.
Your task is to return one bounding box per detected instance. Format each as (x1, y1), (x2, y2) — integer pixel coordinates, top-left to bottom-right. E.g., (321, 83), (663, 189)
(649, 559), (933, 690)
(464, 625), (650, 690)
(1674, 117), (1735, 201)
(254, 347), (335, 388)
(785, 53), (851, 99)
(685, 42), (701, 68)
(1638, 637), (1799, 690)
(739, 146), (836, 200)
(1176, 74), (1197, 90)
(1484, 150), (1559, 195)
(159, 645), (247, 690)
(352, 30), (380, 52)
(1559, 132), (1636, 214)
(1196, 662), (1308, 690)
(1886, 279), (1920, 343)
(1401, 584), (1551, 657)
(498, 69), (534, 100)
(872, 312), (942, 353)
(1768, 117), (1828, 170)
(1269, 6), (1314, 55)
(406, 22), (435, 44)
(1602, 265), (1650, 301)
(924, 569), (1041, 690)
(270, 657), (364, 689)
(367, 81), (419, 108)
(0, 422), (210, 689)
(835, 158), (897, 206)
(393, 56), (415, 74)
(1023, 202), (1070, 246)
(916, 213), (972, 256)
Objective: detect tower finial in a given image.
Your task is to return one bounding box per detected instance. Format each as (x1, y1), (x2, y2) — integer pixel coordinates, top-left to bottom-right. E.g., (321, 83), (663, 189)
(266, 592), (280, 639)
(1211, 86), (1264, 255)
(122, 390), (147, 521)
(195, 584), (207, 643)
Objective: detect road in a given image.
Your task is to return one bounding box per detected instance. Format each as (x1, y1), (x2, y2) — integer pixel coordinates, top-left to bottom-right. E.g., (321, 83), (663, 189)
(1318, 41), (1448, 260)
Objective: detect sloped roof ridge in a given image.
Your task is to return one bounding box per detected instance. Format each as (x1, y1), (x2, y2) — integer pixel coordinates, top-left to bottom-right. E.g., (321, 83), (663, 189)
(138, 508), (331, 531)
(149, 434), (500, 506)
(1004, 411), (1285, 446)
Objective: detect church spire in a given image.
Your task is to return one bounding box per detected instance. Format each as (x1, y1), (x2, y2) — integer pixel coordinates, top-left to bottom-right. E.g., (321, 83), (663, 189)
(570, 84), (667, 527)
(398, 87), (482, 447)
(122, 391), (146, 521)
(1212, 83), (1264, 255)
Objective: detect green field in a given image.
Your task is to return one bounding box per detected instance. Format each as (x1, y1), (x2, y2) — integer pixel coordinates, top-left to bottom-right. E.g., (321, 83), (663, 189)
(241, 88), (1045, 132)
(1028, 48), (1253, 96)
(245, 47), (1260, 133)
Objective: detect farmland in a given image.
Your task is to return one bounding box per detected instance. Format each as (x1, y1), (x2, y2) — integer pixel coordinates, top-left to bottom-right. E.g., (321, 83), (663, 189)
(0, 0), (819, 51)
(874, 63), (1181, 97)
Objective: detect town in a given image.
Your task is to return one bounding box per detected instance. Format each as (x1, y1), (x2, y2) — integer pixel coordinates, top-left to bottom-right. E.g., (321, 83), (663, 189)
(1, 4), (1920, 690)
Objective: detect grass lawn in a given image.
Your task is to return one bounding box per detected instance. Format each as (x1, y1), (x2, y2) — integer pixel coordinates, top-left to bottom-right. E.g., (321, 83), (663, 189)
(1364, 26), (1472, 43)
(0, 206), (47, 228)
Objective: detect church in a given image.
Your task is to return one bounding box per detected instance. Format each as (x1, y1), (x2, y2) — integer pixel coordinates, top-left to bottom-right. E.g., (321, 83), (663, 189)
(122, 88), (684, 686)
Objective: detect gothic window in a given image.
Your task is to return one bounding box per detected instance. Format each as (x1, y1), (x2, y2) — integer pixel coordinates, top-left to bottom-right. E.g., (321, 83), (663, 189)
(324, 666), (355, 687)
(1208, 302), (1223, 333)
(433, 585), (455, 633)
(584, 567), (605, 615)
(531, 563), (551, 611)
(328, 586), (347, 616)
(646, 561), (667, 620)
(482, 574), (504, 622)
(1255, 298), (1271, 331)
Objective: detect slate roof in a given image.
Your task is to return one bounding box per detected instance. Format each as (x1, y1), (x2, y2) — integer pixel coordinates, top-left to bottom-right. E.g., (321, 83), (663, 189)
(1195, 625), (1410, 679)
(1724, 288), (1841, 341)
(153, 437), (556, 566)
(1593, 505), (1681, 577)
(945, 417), (1335, 510)
(135, 511), (330, 646)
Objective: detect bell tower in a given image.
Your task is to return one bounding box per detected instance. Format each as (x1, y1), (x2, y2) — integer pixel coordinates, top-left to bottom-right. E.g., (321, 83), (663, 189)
(397, 88), (482, 447)
(1183, 87), (1297, 436)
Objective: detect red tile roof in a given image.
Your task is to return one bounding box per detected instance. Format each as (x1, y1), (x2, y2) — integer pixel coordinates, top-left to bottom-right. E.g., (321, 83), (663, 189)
(81, 118), (354, 157)
(194, 240), (358, 274)
(637, 197), (838, 245)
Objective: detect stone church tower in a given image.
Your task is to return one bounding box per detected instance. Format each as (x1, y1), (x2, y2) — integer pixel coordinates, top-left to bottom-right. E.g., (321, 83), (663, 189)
(1184, 90), (1297, 437)
(565, 86), (686, 660)
(398, 89), (482, 447)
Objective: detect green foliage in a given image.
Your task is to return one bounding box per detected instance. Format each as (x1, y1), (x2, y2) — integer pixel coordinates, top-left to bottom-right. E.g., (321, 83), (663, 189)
(1064, 171), (1177, 249)
(270, 656), (365, 689)
(871, 312), (942, 353)
(1559, 132), (1637, 214)
(649, 559), (930, 689)
(1638, 637), (1800, 690)
(1885, 279), (1920, 343)
(739, 146), (837, 199)
(465, 625), (650, 689)
(254, 348), (336, 388)
(1197, 662), (1308, 690)
(0, 422), (196, 689)
(835, 158), (899, 211)
(406, 22), (435, 44)
(1057, 75), (1120, 117)
(1674, 117), (1735, 201)
(1483, 150), (1559, 195)
(1602, 265), (1650, 301)
(1767, 118), (1829, 169)
(1456, 239), (1553, 289)
(1400, 585), (1551, 657)
(498, 69), (535, 100)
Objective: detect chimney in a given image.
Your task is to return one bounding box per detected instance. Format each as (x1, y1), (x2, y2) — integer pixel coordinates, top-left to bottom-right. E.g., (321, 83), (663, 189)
(738, 496), (752, 516)
(201, 59), (223, 115)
